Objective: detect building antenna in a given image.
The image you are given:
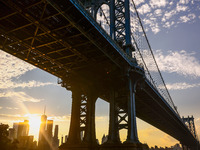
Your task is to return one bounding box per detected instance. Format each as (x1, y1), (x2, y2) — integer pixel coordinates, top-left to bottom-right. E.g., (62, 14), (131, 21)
(44, 105), (46, 115)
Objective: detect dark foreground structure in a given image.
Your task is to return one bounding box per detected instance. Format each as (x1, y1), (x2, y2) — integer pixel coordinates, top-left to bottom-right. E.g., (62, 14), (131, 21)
(0, 0), (199, 150)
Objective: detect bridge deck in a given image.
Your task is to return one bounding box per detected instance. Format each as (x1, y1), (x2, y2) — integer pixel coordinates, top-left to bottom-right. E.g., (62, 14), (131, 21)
(0, 0), (197, 146)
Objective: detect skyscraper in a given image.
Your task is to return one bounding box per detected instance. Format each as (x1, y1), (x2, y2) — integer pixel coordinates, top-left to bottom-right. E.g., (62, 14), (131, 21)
(17, 120), (29, 139)
(47, 120), (53, 140)
(52, 125), (59, 149)
(38, 113), (47, 149)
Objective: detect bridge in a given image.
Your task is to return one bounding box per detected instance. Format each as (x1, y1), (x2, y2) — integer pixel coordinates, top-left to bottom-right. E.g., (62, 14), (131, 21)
(0, 0), (199, 149)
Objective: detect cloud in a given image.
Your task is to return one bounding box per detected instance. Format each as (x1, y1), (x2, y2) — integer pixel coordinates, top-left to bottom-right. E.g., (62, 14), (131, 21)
(0, 114), (22, 119)
(142, 17), (160, 34)
(0, 91), (43, 102)
(162, 10), (177, 22)
(149, 0), (168, 8)
(0, 107), (2, 109)
(137, 4), (151, 15)
(160, 134), (177, 145)
(163, 21), (175, 28)
(6, 107), (19, 110)
(176, 4), (188, 12)
(154, 9), (162, 16)
(48, 115), (71, 122)
(151, 23), (160, 34)
(154, 50), (200, 77)
(179, 0), (189, 4)
(0, 113), (70, 123)
(166, 82), (200, 90)
(0, 50), (56, 90)
(131, 0), (199, 34)
(134, 0), (145, 6)
(139, 127), (158, 138)
(0, 80), (56, 90)
(0, 50), (35, 81)
(179, 14), (196, 23)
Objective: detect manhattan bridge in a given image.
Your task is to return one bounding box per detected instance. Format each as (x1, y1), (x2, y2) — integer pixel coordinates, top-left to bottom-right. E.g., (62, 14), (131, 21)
(0, 0), (199, 149)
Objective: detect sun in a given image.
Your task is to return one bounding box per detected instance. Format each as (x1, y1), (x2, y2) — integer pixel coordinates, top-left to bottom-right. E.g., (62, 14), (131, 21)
(29, 115), (41, 129)
(26, 114), (41, 140)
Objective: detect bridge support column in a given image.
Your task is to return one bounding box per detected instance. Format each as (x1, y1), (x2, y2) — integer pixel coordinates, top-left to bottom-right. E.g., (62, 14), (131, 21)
(60, 86), (98, 150)
(67, 87), (82, 144)
(106, 89), (120, 144)
(125, 76), (139, 143)
(83, 89), (98, 145)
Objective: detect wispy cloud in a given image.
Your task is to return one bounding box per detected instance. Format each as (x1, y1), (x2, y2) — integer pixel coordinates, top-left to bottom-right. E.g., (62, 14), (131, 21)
(0, 113), (70, 122)
(134, 0), (145, 6)
(160, 134), (177, 146)
(179, 0), (189, 5)
(154, 50), (200, 77)
(137, 4), (151, 15)
(179, 13), (196, 23)
(0, 50), (55, 90)
(0, 114), (23, 120)
(0, 80), (56, 90)
(166, 82), (200, 90)
(0, 91), (43, 103)
(134, 0), (199, 34)
(149, 0), (168, 8)
(6, 107), (19, 110)
(0, 50), (35, 80)
(138, 127), (178, 147)
(48, 115), (71, 122)
(154, 9), (162, 16)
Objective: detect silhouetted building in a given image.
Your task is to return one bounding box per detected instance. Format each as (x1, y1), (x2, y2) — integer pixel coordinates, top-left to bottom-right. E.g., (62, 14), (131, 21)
(13, 122), (18, 139)
(38, 114), (48, 150)
(101, 134), (108, 144)
(61, 136), (63, 145)
(17, 120), (29, 139)
(47, 120), (53, 139)
(150, 144), (182, 150)
(39, 114), (47, 142)
(18, 135), (37, 149)
(47, 120), (53, 150)
(52, 125), (59, 149)
(38, 110), (59, 150)
(8, 128), (15, 142)
(65, 135), (68, 143)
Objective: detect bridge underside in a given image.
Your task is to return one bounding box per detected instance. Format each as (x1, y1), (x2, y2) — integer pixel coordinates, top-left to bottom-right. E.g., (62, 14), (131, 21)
(135, 81), (196, 146)
(0, 0), (198, 148)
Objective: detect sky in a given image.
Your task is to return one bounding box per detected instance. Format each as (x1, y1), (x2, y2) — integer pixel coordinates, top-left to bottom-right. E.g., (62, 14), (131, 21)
(0, 0), (200, 148)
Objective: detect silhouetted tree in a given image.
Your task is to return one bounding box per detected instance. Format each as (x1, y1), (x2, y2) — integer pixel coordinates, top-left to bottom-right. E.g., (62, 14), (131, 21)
(0, 123), (11, 150)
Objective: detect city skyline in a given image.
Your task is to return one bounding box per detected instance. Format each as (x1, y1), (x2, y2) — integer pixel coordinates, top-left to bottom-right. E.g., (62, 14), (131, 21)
(1, 0), (200, 148)
(6, 112), (60, 149)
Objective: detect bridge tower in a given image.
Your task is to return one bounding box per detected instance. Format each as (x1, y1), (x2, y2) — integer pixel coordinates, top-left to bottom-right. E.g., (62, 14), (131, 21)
(59, 0), (147, 150)
(182, 116), (200, 150)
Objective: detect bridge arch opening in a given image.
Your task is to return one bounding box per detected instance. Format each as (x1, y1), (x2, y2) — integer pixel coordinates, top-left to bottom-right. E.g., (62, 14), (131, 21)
(95, 98), (109, 144)
(96, 4), (110, 34)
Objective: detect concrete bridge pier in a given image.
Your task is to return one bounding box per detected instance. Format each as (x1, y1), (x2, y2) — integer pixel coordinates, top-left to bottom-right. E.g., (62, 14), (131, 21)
(60, 84), (98, 150)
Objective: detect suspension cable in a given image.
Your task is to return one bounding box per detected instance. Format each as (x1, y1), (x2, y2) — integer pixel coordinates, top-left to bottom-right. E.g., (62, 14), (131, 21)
(130, 0), (179, 115)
